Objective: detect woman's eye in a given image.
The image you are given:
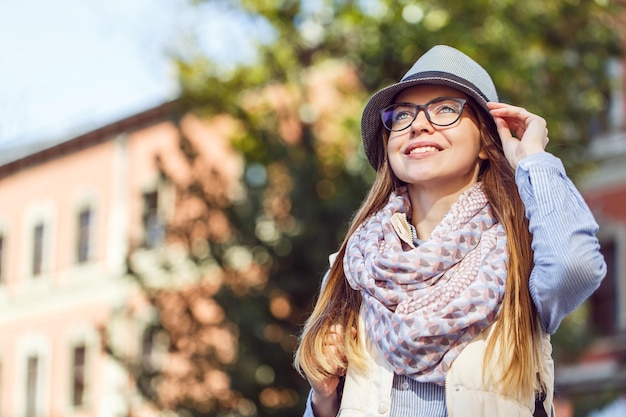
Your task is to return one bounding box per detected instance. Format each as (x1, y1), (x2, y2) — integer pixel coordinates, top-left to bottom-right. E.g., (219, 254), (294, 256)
(435, 104), (460, 114)
(394, 110), (413, 121)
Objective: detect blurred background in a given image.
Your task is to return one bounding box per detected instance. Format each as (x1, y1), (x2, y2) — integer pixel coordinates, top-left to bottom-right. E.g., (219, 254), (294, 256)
(0, 0), (625, 416)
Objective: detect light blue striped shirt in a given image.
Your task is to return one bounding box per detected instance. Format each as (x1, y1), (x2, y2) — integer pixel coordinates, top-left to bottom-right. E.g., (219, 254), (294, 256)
(303, 152), (606, 417)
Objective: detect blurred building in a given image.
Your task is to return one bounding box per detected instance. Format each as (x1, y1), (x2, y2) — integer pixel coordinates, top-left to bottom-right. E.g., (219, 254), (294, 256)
(0, 103), (241, 417)
(554, 57), (626, 415)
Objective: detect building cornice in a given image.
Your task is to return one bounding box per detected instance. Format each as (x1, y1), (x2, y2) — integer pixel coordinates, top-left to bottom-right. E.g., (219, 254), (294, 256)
(0, 100), (179, 179)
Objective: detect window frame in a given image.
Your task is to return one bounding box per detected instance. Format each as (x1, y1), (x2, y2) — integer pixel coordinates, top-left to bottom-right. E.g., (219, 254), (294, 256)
(70, 343), (87, 408)
(23, 203), (55, 281)
(17, 335), (50, 417)
(76, 206), (94, 265)
(31, 222), (45, 277)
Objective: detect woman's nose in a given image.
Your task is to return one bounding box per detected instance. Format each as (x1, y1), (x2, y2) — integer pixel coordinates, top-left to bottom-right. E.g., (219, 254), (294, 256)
(409, 109), (434, 133)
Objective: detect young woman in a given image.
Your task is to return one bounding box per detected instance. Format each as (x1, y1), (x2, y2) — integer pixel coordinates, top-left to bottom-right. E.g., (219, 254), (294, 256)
(293, 45), (606, 417)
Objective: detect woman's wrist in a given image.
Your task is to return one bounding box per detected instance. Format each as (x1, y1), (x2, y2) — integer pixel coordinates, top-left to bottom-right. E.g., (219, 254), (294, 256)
(311, 390), (340, 417)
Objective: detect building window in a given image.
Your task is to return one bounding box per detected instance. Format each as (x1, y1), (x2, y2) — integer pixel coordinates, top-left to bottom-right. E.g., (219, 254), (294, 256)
(589, 239), (618, 336)
(606, 58), (624, 134)
(142, 191), (164, 248)
(77, 208), (92, 264)
(25, 354), (38, 417)
(71, 344), (86, 407)
(32, 223), (45, 276)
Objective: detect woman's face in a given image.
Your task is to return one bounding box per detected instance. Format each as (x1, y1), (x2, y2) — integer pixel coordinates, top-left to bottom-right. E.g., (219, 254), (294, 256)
(386, 85), (486, 195)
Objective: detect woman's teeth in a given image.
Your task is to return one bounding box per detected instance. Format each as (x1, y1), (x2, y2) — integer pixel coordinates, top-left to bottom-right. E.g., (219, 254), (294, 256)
(409, 146), (439, 154)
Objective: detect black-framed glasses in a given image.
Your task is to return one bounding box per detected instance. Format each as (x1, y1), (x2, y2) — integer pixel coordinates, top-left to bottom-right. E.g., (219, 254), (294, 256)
(380, 97), (467, 131)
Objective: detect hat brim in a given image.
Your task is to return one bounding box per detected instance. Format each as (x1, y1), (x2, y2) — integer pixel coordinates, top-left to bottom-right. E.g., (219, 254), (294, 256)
(361, 71), (497, 169)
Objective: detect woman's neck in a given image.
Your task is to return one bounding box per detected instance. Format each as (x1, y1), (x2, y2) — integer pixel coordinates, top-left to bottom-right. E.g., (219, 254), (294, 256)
(407, 182), (476, 240)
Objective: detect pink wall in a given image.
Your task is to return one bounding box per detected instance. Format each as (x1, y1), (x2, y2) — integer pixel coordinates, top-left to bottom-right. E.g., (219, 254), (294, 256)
(0, 108), (242, 417)
(0, 117), (182, 416)
(0, 140), (116, 288)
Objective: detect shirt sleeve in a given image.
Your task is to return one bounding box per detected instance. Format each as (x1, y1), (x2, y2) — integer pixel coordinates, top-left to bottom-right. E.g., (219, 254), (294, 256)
(515, 152), (607, 334)
(303, 390), (316, 417)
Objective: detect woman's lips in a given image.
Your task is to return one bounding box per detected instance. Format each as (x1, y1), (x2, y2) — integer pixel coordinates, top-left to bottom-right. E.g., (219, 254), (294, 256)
(409, 145), (440, 154)
(405, 142), (443, 155)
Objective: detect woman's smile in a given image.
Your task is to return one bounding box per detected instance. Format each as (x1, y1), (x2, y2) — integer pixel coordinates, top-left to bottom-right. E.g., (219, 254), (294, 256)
(405, 141), (442, 155)
(387, 84), (485, 193)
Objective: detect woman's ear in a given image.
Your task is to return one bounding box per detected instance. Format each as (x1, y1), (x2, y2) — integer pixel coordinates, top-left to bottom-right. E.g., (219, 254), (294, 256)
(478, 145), (489, 161)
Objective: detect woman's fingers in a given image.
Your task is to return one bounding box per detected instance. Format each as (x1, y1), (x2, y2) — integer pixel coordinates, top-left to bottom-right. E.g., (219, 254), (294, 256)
(487, 102), (548, 168)
(325, 324), (350, 375)
(308, 373), (340, 398)
(488, 102), (548, 140)
(306, 324), (353, 399)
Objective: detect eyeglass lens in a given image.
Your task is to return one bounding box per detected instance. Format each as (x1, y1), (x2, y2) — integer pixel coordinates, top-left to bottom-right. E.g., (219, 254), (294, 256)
(381, 98), (466, 131)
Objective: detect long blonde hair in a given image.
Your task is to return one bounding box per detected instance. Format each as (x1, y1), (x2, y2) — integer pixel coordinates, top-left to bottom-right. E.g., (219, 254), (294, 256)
(293, 101), (542, 400)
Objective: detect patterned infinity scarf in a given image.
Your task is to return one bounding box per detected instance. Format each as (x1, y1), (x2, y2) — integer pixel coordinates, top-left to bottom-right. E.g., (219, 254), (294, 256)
(343, 183), (508, 385)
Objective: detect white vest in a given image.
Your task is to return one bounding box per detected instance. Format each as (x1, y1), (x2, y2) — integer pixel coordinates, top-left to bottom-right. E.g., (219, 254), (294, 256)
(338, 308), (554, 417)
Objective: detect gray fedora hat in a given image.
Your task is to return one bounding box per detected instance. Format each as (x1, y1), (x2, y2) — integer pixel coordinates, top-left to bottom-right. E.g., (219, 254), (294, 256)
(361, 45), (499, 169)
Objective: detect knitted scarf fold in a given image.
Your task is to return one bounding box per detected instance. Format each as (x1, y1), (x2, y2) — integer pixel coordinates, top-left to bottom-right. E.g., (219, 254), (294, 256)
(343, 183), (508, 384)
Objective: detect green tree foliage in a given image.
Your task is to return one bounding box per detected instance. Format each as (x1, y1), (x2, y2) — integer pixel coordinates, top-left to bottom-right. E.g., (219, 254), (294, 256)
(112, 1), (623, 416)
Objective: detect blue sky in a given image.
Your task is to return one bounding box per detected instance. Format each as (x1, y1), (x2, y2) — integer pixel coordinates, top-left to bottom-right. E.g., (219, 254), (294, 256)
(0, 0), (268, 148)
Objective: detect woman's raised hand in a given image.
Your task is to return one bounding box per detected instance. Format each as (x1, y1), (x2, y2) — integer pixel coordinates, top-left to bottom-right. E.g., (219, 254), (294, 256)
(488, 102), (549, 169)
